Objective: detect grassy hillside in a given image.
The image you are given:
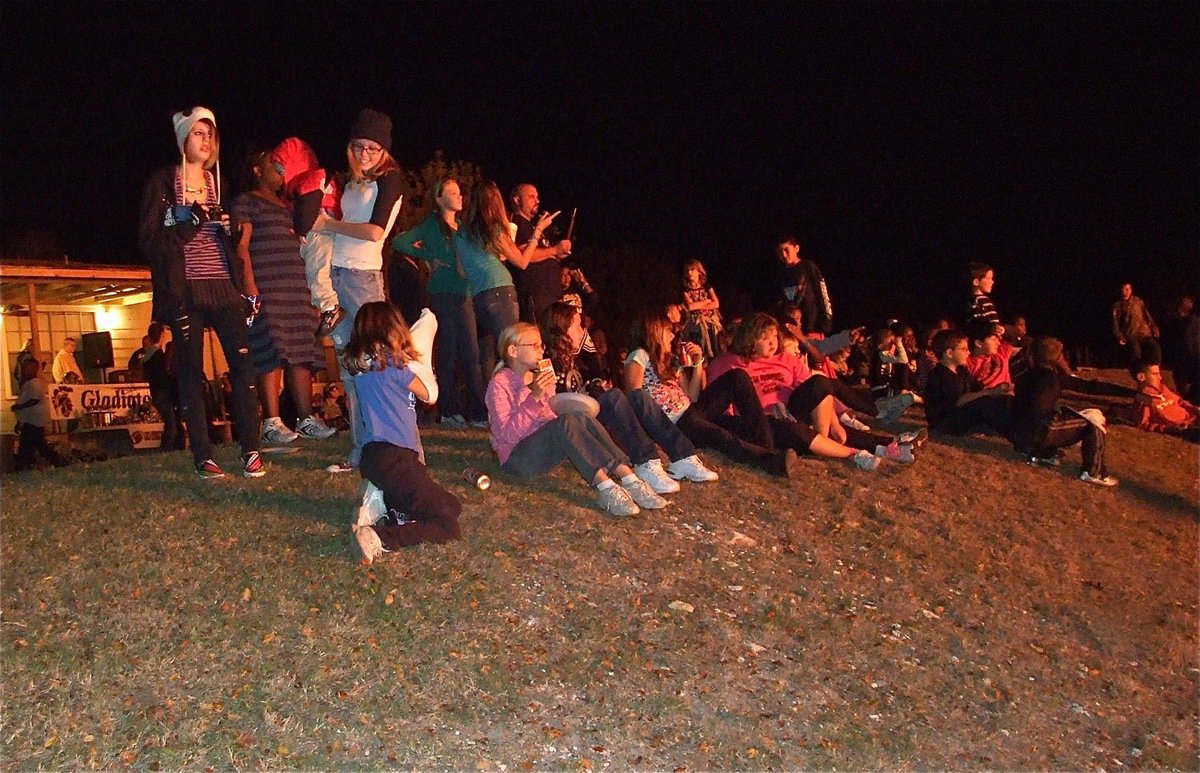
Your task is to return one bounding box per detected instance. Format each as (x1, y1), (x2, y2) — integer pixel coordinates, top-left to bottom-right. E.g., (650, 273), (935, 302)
(2, 397), (1197, 769)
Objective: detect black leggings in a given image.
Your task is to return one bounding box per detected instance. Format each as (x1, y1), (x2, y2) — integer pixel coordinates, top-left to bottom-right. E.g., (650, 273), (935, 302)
(675, 369), (782, 473)
(1030, 414), (1106, 477)
(361, 442), (461, 548)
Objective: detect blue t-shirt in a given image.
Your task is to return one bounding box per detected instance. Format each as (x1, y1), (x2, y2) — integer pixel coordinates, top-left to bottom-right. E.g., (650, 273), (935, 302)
(353, 361), (422, 458)
(454, 232), (513, 295)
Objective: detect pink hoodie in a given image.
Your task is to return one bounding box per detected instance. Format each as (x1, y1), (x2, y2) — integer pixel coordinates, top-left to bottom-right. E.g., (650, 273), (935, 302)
(486, 367), (557, 464)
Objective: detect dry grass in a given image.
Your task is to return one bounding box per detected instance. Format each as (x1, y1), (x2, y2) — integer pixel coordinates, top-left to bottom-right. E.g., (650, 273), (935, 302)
(2, 375), (1197, 769)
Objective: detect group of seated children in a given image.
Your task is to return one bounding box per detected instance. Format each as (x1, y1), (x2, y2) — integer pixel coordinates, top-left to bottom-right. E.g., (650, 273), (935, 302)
(343, 255), (1195, 563)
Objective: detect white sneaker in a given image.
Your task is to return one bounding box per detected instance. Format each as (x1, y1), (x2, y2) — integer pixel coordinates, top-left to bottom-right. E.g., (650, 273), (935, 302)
(354, 480), (387, 527)
(897, 427), (928, 448)
(296, 415), (337, 440)
(840, 412), (872, 432)
(351, 523), (383, 565)
(597, 484), (640, 517)
(622, 477), (669, 509)
(666, 454), (719, 482)
(325, 460), (356, 474)
(634, 458), (681, 493)
(1079, 471), (1119, 487)
(262, 417), (299, 444)
(853, 450), (881, 471)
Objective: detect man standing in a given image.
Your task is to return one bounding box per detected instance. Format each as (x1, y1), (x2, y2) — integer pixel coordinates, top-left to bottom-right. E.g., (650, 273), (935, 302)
(509, 183), (572, 323)
(773, 236), (833, 335)
(127, 335), (151, 381)
(52, 337), (83, 384)
(1112, 282), (1160, 365)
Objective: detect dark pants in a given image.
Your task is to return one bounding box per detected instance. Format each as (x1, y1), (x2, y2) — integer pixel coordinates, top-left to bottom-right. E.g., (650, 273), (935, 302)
(767, 417), (819, 453)
(474, 286), (520, 380)
(1030, 414), (1107, 477)
(15, 424), (67, 471)
(675, 369), (783, 474)
(597, 387), (695, 465)
(171, 292), (260, 464)
(938, 395), (1013, 437)
(361, 442), (461, 548)
(429, 292), (487, 421)
(788, 374), (877, 419)
(502, 412), (630, 484)
(151, 388), (182, 452)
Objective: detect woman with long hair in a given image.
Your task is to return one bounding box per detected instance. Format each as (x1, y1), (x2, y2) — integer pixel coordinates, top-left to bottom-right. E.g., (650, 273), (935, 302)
(233, 148), (336, 444)
(625, 311), (800, 478)
(457, 179), (556, 376)
(310, 109), (404, 473)
(540, 301), (718, 490)
(392, 177), (488, 427)
(137, 106), (264, 478)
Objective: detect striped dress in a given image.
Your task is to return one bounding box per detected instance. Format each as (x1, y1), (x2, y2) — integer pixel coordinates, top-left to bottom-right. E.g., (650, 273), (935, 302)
(232, 192), (325, 374)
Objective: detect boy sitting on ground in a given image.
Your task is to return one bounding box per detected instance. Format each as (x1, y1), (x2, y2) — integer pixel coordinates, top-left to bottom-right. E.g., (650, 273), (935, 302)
(1126, 360), (1198, 439)
(1011, 337), (1119, 486)
(924, 329), (1012, 437)
(965, 317), (1018, 389)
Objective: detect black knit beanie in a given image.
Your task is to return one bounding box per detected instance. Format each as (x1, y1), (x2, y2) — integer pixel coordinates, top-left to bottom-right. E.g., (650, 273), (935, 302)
(348, 109), (393, 151)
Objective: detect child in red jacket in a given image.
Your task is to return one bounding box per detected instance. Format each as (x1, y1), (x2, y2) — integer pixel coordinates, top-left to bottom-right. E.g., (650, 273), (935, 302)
(271, 137), (345, 337)
(1128, 361), (1198, 438)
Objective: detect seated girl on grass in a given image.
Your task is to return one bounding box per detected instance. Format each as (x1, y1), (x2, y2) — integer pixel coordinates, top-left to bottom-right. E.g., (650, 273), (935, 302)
(344, 301), (461, 565)
(625, 311), (801, 479)
(708, 314), (922, 470)
(486, 323), (669, 517)
(540, 301), (719, 492)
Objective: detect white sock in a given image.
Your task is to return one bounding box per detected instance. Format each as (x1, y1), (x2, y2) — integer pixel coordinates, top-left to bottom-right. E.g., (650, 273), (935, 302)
(596, 479), (617, 492)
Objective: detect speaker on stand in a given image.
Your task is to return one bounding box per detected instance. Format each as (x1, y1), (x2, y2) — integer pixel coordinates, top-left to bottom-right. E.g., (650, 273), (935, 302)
(80, 331), (115, 383)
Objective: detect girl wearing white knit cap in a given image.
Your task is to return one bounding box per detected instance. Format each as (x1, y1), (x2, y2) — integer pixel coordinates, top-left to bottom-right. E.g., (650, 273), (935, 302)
(137, 106), (265, 479)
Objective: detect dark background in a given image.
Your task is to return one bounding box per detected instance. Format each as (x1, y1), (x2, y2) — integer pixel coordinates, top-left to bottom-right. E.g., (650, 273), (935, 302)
(3, 2), (1196, 358)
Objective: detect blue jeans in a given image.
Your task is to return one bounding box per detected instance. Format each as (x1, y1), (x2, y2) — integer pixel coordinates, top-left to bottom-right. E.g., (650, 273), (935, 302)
(597, 387), (695, 465)
(330, 266), (385, 465)
(501, 413), (630, 484)
(473, 285), (519, 378)
(429, 292), (487, 421)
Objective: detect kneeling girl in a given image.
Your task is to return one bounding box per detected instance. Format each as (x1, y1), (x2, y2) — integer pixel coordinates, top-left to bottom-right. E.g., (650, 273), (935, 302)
(345, 302), (461, 563)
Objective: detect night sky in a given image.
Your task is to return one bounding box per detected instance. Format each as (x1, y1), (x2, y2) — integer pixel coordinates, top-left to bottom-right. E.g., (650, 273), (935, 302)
(3, 2), (1196, 354)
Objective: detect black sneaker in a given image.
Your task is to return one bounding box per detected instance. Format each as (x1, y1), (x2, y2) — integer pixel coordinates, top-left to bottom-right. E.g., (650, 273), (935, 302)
(315, 306), (346, 339)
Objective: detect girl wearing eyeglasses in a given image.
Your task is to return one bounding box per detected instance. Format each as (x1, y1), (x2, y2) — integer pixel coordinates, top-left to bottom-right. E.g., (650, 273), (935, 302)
(137, 106), (265, 479)
(310, 109), (404, 474)
(487, 323), (668, 517)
